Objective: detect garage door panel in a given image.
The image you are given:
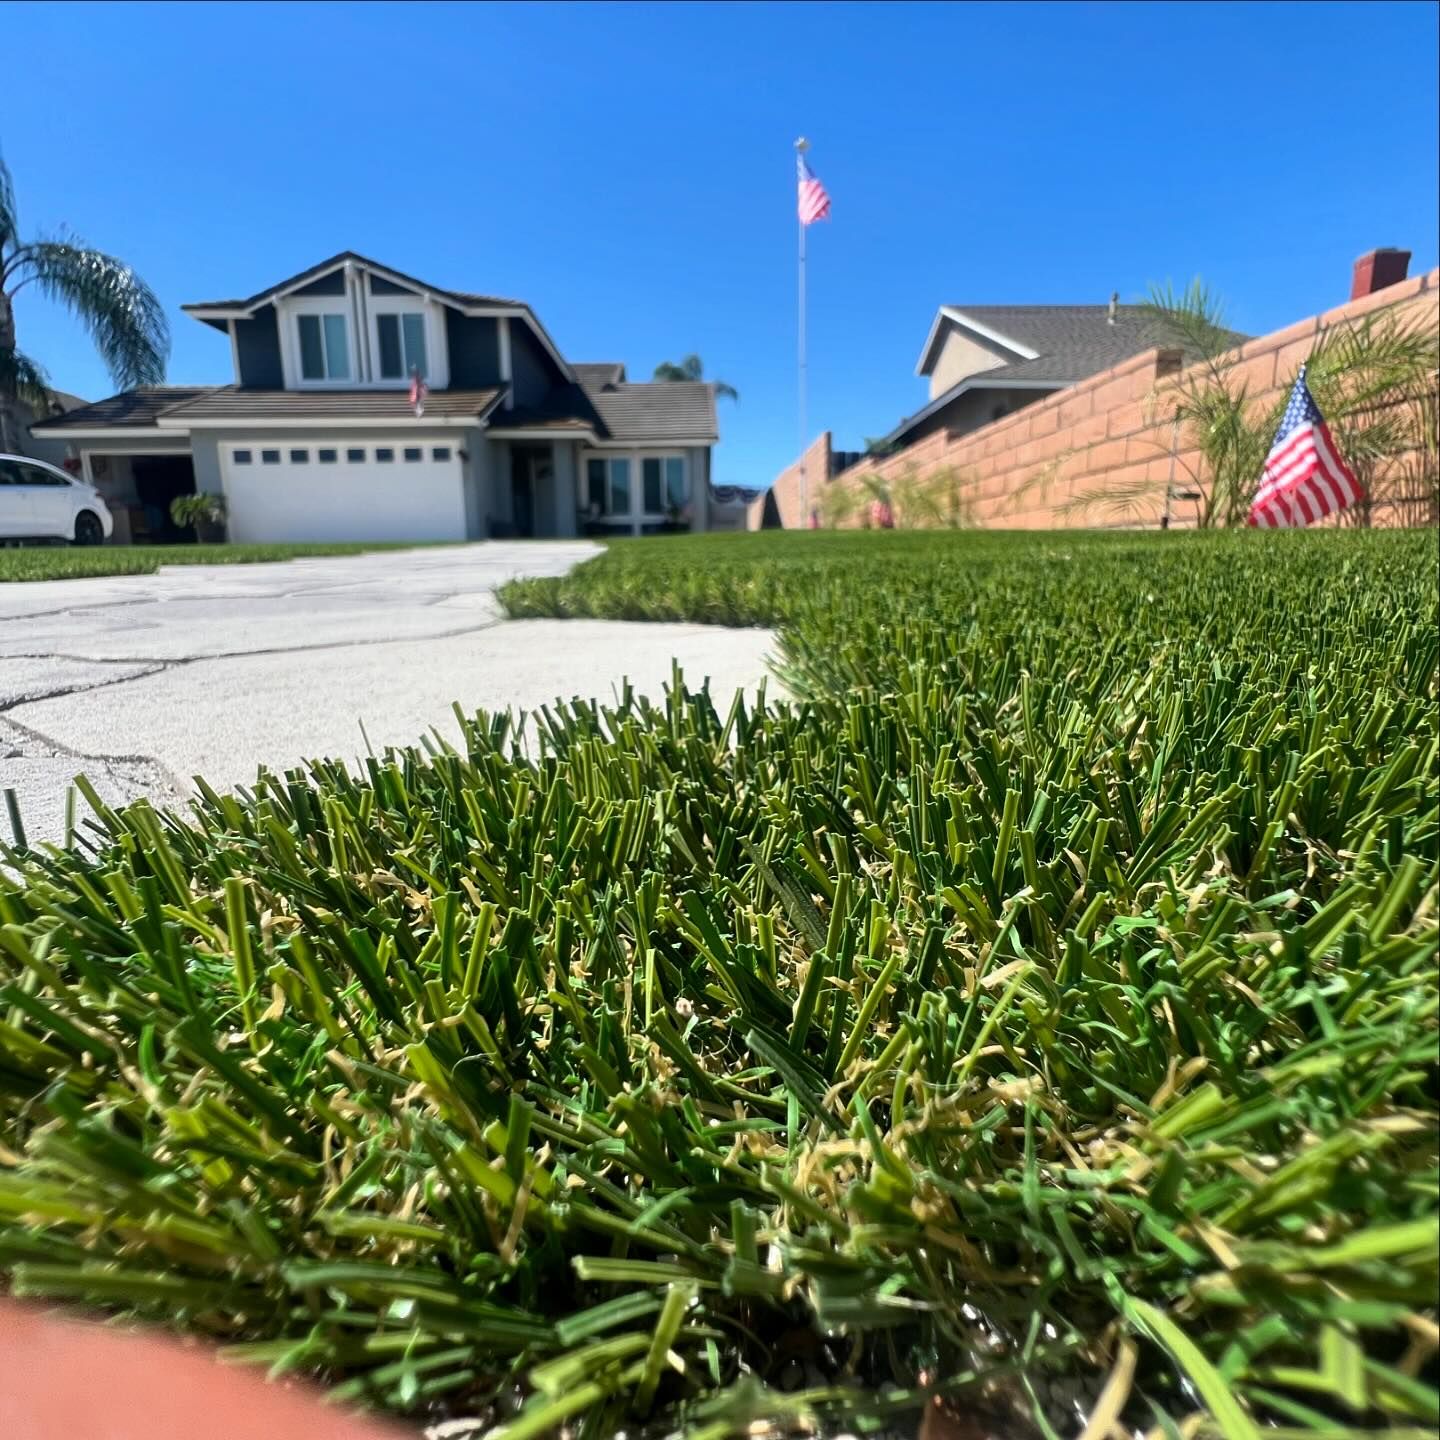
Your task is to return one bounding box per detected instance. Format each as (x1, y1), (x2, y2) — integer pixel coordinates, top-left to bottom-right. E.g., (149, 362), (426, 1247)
(222, 442), (466, 544)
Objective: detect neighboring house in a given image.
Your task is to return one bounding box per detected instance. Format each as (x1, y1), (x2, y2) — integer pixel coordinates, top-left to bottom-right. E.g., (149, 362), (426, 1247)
(30, 253), (719, 545)
(876, 299), (1245, 452)
(7, 388), (88, 469)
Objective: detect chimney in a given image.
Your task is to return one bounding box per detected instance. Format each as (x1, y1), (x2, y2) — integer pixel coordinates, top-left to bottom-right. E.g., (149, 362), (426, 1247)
(1108, 291), (1118, 325)
(1351, 248), (1411, 300)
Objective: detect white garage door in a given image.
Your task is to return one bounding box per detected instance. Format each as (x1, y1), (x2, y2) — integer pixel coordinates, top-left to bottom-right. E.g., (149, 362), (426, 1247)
(221, 440), (466, 544)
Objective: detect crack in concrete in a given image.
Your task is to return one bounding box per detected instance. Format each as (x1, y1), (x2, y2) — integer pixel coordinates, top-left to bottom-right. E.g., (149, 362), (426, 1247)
(2, 612), (510, 676)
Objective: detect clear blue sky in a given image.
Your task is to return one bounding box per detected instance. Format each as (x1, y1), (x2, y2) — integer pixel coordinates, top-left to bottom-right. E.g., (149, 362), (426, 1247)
(3, 0), (1436, 486)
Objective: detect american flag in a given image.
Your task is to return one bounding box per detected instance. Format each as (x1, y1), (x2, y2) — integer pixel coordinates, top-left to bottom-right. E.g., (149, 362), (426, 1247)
(409, 367), (428, 419)
(797, 154), (831, 225)
(1249, 364), (1363, 528)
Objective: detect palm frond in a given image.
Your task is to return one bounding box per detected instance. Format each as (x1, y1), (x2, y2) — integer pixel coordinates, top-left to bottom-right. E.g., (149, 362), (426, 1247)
(0, 151), (17, 257)
(0, 344), (52, 409)
(1141, 278), (1235, 362)
(7, 235), (169, 387)
(713, 380), (739, 403)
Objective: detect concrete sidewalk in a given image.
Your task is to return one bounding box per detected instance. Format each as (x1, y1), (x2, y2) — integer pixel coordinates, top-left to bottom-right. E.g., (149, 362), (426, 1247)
(0, 543), (777, 848)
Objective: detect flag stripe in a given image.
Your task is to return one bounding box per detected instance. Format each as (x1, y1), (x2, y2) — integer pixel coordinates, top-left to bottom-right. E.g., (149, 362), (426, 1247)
(797, 155), (831, 224)
(1249, 370), (1363, 529)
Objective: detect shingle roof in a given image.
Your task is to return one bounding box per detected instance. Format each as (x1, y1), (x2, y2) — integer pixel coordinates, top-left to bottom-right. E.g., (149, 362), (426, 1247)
(183, 252), (522, 313)
(488, 377), (718, 444)
(581, 380), (717, 443)
(160, 387), (507, 422)
(939, 304), (1243, 385)
(33, 373), (714, 445)
(30, 387), (217, 430)
(572, 363), (627, 387)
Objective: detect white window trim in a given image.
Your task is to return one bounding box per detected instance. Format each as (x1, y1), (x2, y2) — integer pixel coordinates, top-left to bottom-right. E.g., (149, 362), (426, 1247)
(366, 294), (450, 390)
(279, 294), (359, 389)
(580, 449), (690, 535)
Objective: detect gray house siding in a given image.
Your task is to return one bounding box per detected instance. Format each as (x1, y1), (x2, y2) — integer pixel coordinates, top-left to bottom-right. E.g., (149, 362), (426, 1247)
(551, 441), (578, 538)
(446, 313), (502, 389)
(191, 435), (224, 497)
(234, 305), (285, 388)
(369, 275), (417, 296)
(509, 322), (563, 408)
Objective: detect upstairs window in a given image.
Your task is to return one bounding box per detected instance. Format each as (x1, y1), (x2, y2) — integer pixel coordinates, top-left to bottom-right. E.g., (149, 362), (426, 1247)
(297, 313), (350, 381)
(376, 312), (428, 380)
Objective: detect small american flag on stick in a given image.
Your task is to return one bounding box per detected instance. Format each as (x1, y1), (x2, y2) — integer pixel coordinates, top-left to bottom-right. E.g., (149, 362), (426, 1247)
(797, 153), (830, 225)
(1249, 365), (1363, 527)
(409, 367), (428, 419)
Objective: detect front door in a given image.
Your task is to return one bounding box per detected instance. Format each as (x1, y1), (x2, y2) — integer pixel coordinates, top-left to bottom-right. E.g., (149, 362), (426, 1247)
(510, 446), (553, 537)
(512, 457), (534, 537)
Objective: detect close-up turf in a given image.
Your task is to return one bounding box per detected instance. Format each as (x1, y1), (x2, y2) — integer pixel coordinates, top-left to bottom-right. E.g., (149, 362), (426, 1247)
(2, 528), (1436, 1440)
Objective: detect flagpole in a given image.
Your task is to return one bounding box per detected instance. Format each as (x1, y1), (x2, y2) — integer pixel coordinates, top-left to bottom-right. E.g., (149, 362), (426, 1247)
(796, 136), (808, 529)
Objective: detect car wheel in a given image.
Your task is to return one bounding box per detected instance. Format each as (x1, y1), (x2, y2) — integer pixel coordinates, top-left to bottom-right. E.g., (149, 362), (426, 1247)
(74, 511), (104, 546)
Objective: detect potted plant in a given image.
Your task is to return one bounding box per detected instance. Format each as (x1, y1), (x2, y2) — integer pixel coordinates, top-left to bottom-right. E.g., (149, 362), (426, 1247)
(170, 493), (228, 544)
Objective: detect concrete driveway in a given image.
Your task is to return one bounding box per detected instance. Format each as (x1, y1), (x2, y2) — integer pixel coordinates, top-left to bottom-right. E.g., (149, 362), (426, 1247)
(0, 543), (777, 848)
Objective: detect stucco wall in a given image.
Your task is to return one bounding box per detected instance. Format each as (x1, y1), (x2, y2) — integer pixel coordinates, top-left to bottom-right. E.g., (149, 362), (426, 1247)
(762, 269), (1439, 531)
(926, 322), (1012, 399)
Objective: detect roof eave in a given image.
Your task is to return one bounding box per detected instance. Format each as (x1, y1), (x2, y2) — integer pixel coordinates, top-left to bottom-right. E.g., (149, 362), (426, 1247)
(883, 376), (1064, 448)
(915, 306), (1042, 376)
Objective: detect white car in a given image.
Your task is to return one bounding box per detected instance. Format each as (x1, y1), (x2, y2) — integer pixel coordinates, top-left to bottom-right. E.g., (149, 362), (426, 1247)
(0, 453), (114, 545)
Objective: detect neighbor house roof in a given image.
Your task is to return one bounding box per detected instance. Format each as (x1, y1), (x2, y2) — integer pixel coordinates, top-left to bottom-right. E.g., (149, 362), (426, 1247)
(921, 304), (1235, 384)
(885, 303), (1248, 450)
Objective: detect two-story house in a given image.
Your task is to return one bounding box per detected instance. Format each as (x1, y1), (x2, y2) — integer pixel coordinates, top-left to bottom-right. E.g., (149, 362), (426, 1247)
(31, 253), (719, 545)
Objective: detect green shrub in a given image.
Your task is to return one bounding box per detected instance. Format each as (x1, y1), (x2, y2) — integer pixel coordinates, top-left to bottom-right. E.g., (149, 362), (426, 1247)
(2, 529), (1436, 1438)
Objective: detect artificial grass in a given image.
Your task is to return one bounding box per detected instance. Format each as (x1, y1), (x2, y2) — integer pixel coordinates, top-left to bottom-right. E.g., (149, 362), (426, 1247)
(0, 540), (443, 582)
(1, 528), (1437, 1439)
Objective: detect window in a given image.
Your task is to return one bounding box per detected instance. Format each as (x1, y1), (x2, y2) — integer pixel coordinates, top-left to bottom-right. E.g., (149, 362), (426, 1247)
(375, 448), (394, 463)
(18, 462), (69, 486)
(642, 457), (688, 514)
(346, 448), (366, 463)
(586, 457), (606, 513)
(290, 449), (310, 464)
(297, 312), (351, 380)
(431, 446), (451, 462)
(607, 457), (630, 516)
(0, 459), (66, 486)
(403, 447), (422, 463)
(376, 312), (428, 380)
(233, 449), (253, 465)
(261, 449), (281, 465)
(318, 448), (337, 464)
(642, 458), (663, 513)
(665, 457), (688, 510)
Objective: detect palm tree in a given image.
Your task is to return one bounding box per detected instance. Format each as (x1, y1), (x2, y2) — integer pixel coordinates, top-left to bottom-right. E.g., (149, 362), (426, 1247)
(0, 149), (169, 452)
(652, 353), (738, 402)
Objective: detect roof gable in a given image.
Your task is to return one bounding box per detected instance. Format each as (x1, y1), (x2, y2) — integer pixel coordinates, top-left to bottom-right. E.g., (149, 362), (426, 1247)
(182, 252), (523, 315)
(182, 252), (573, 383)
